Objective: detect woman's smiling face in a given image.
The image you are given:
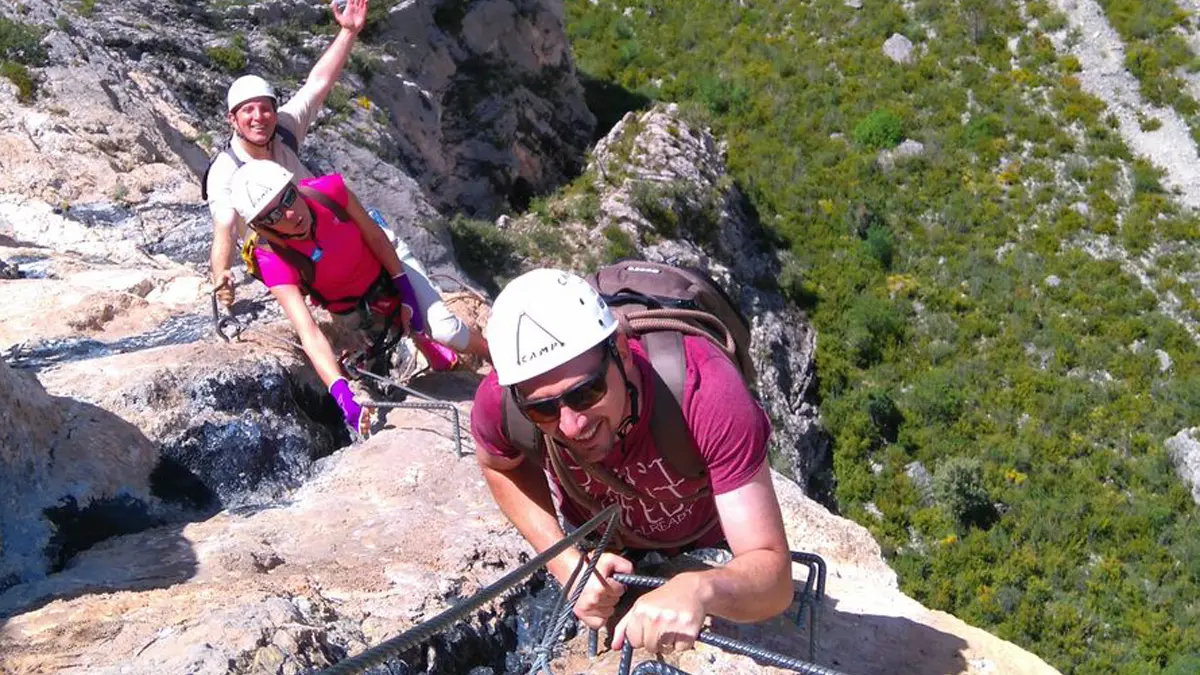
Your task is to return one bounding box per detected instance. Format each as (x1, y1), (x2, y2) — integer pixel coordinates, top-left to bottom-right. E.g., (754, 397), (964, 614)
(253, 185), (313, 240)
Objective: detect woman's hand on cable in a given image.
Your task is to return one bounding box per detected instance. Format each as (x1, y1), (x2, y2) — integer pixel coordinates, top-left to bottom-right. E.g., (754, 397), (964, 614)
(612, 572), (708, 655)
(571, 552), (633, 630)
(391, 273), (425, 333)
(329, 378), (371, 436)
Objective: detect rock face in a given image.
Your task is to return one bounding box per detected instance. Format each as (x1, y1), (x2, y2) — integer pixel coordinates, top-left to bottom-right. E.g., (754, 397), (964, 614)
(0, 359), (160, 594)
(1167, 427), (1200, 506)
(0, 400), (1060, 674)
(1, 0), (594, 276)
(573, 105), (831, 498)
(0, 240), (350, 588)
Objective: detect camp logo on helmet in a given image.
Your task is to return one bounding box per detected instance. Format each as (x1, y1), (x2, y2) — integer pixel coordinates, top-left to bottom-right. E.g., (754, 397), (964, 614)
(515, 313), (564, 365)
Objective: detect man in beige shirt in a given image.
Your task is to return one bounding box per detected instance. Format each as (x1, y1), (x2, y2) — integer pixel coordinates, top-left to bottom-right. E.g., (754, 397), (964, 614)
(208, 0), (368, 306)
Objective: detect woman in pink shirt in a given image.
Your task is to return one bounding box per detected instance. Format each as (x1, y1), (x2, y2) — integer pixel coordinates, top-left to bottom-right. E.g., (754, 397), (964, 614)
(228, 160), (487, 433)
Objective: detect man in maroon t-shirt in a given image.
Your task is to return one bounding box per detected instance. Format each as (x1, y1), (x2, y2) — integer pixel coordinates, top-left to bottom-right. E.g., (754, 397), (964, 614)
(471, 268), (792, 655)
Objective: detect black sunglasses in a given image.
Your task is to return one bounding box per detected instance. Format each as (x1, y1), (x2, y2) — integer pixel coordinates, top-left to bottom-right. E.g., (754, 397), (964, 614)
(516, 347), (612, 424)
(253, 185), (298, 229)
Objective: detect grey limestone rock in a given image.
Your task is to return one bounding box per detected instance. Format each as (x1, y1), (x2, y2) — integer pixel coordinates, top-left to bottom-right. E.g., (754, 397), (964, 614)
(587, 105), (831, 500)
(883, 33), (915, 64)
(1167, 428), (1200, 506)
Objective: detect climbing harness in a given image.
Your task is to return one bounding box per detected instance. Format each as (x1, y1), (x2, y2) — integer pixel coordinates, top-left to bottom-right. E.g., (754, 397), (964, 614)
(612, 572), (847, 675)
(315, 504), (621, 675)
(210, 287), (468, 450)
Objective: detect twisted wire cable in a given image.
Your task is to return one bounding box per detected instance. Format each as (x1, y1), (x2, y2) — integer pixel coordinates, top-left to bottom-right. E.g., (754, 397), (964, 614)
(612, 574), (849, 675)
(527, 513), (620, 674)
(316, 505), (619, 675)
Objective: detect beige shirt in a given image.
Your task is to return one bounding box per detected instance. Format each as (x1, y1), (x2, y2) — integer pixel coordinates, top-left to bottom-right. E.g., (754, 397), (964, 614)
(205, 83), (323, 240)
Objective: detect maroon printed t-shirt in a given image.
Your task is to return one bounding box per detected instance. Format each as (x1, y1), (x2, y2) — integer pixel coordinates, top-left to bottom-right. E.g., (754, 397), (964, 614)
(471, 335), (771, 549)
(255, 174), (382, 313)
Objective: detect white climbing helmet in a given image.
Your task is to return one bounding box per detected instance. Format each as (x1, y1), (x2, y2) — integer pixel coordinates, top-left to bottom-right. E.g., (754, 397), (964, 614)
(226, 75), (277, 113)
(488, 268), (618, 386)
(229, 160), (294, 223)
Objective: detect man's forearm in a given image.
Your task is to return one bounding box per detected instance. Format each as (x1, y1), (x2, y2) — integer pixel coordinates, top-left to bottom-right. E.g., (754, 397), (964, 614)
(479, 461), (584, 582)
(211, 225), (234, 282)
(306, 28), (358, 94)
(685, 547), (793, 623)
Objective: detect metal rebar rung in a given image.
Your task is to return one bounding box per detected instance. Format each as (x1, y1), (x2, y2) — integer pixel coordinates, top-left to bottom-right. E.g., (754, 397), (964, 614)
(364, 400), (464, 456)
(317, 505), (620, 675)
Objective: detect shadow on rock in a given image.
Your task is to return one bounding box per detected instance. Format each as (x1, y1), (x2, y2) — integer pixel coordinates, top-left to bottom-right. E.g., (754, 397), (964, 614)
(578, 72), (653, 141)
(708, 589), (970, 675)
(0, 522), (197, 622)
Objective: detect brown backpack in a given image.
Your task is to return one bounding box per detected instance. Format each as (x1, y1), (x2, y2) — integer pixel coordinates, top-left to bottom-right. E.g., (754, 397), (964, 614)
(501, 261), (756, 546)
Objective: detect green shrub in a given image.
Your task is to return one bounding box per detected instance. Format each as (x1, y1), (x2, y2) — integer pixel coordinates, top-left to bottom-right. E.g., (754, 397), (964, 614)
(853, 108), (904, 149)
(933, 457), (995, 529)
(963, 114), (1005, 148)
(207, 35), (248, 74)
(602, 225), (637, 262)
(446, 216), (520, 295)
(863, 223), (895, 269)
(842, 295), (905, 367)
(867, 391), (903, 443)
(78, 0), (97, 17)
(0, 16), (46, 65)
(1131, 159), (1164, 194)
(1, 60), (36, 102)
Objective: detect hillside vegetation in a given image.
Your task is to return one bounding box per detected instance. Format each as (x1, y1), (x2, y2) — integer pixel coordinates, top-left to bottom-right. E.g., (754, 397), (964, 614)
(561, 0), (1200, 672)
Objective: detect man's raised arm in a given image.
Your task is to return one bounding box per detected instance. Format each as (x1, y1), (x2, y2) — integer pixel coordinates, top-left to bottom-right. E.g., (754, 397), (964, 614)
(300, 0), (369, 104)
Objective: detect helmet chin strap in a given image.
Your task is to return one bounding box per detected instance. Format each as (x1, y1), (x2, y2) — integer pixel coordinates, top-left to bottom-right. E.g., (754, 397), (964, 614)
(611, 341), (640, 441)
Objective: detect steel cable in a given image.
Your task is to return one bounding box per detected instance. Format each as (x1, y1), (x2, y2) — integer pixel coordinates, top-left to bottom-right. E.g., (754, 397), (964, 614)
(612, 574), (849, 675)
(315, 504), (619, 675)
(527, 512), (620, 674)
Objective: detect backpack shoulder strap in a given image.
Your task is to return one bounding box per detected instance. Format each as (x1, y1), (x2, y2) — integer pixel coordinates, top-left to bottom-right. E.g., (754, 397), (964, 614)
(275, 125), (300, 155)
(200, 146), (244, 202)
(501, 388), (545, 464)
(643, 332), (707, 480)
(297, 184), (352, 223)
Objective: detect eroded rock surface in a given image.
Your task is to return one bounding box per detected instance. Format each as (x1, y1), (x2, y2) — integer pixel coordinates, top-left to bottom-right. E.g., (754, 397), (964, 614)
(0, 405), (1059, 674)
(1, 0), (594, 277)
(505, 104), (831, 499)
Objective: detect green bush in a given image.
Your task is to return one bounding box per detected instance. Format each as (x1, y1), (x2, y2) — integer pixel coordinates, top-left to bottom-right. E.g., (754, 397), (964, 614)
(446, 216), (521, 295)
(933, 457), (994, 529)
(602, 225), (637, 262)
(842, 295), (905, 367)
(207, 35), (248, 74)
(0, 16), (46, 65)
(1, 61), (35, 102)
(853, 108), (904, 149)
(863, 223), (895, 269)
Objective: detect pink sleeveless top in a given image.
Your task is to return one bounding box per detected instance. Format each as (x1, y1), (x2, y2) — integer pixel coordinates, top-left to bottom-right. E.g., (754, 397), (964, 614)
(254, 174), (383, 313)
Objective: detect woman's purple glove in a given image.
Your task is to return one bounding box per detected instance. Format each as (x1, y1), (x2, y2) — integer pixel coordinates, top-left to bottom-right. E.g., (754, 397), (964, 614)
(392, 273), (425, 333)
(329, 378), (366, 434)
